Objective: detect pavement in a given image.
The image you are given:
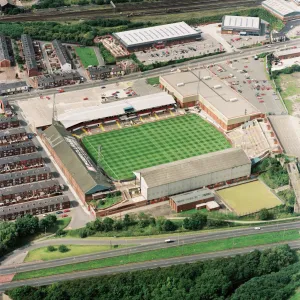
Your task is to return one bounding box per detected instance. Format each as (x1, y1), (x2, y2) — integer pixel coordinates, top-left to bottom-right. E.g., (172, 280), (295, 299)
(93, 46), (105, 67)
(1, 220), (300, 272)
(2, 239), (300, 291)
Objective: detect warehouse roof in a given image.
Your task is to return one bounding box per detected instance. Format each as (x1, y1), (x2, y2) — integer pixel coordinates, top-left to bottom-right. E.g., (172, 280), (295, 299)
(0, 195), (69, 214)
(222, 15), (260, 30)
(59, 92), (175, 128)
(170, 188), (214, 206)
(0, 166), (51, 182)
(113, 22), (200, 48)
(160, 70), (259, 120)
(262, 0), (299, 17)
(43, 122), (111, 194)
(274, 48), (300, 57)
(134, 148), (250, 188)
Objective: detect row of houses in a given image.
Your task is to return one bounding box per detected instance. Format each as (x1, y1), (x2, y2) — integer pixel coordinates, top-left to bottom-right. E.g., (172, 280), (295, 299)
(0, 109), (71, 220)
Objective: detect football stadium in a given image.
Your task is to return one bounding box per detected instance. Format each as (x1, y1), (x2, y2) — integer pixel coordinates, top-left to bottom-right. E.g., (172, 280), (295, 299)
(82, 114), (231, 180)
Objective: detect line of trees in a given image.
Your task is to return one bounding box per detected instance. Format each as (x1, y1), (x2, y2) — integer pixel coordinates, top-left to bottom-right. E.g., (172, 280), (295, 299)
(0, 214), (57, 258)
(6, 245), (298, 299)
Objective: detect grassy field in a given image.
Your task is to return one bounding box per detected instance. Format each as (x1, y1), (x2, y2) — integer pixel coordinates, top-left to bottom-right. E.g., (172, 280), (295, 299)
(75, 47), (99, 68)
(82, 114), (231, 180)
(146, 77), (160, 85)
(217, 181), (282, 216)
(275, 73), (300, 115)
(24, 245), (120, 262)
(97, 195), (122, 209)
(14, 229), (300, 281)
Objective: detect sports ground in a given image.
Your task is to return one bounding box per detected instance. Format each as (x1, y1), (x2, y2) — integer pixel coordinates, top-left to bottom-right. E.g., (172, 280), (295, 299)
(217, 181), (282, 216)
(75, 47), (99, 68)
(82, 114), (231, 180)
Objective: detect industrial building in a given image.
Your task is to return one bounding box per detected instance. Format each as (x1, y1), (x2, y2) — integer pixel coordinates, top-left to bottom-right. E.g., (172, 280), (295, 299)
(0, 195), (70, 221)
(0, 35), (13, 67)
(52, 39), (72, 72)
(221, 16), (262, 36)
(274, 48), (300, 60)
(262, 0), (300, 21)
(134, 148), (251, 201)
(113, 22), (202, 52)
(169, 188), (215, 213)
(21, 34), (39, 77)
(160, 70), (262, 131)
(41, 122), (112, 204)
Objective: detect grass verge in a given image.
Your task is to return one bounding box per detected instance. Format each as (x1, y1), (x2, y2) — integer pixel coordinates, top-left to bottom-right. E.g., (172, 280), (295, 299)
(146, 77), (160, 85)
(24, 245), (123, 262)
(14, 229), (300, 281)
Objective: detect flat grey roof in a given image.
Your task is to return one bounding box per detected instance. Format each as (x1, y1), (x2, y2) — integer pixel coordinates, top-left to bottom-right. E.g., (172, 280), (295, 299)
(0, 166), (51, 182)
(134, 148), (251, 188)
(222, 15), (260, 31)
(160, 70), (259, 119)
(113, 22), (200, 48)
(0, 179), (59, 196)
(262, 0), (299, 17)
(170, 188), (214, 205)
(0, 195), (69, 215)
(275, 48), (300, 57)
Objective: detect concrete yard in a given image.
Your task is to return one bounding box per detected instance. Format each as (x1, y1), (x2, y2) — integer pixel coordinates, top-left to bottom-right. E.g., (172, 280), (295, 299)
(217, 181), (282, 216)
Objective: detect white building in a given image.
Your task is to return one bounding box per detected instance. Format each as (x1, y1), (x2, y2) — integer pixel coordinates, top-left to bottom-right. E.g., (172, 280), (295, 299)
(134, 148), (251, 200)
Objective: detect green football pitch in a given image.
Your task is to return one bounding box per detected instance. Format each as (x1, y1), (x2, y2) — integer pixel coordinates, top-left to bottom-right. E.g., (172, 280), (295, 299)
(82, 114), (231, 180)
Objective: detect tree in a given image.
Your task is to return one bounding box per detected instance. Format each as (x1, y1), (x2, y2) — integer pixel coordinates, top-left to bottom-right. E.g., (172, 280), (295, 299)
(47, 245), (56, 252)
(162, 220), (177, 232)
(58, 244), (69, 253)
(183, 213), (207, 230)
(102, 217), (114, 232)
(55, 229), (67, 237)
(258, 208), (273, 220)
(15, 214), (39, 237)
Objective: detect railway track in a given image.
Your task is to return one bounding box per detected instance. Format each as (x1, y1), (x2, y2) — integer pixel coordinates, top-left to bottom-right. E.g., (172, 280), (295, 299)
(0, 0), (261, 22)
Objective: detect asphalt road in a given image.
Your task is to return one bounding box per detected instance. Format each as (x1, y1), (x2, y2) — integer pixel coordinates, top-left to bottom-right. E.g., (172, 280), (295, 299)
(1, 220), (300, 275)
(2, 239), (300, 292)
(7, 39), (300, 104)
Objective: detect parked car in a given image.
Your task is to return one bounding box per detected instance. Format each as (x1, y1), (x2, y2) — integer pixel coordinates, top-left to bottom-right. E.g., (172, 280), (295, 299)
(56, 211), (63, 214)
(61, 214), (68, 218)
(63, 209), (70, 213)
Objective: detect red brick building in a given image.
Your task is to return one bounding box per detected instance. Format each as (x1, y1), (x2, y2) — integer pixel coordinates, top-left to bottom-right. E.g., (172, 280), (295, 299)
(0, 152), (44, 174)
(0, 140), (36, 157)
(0, 128), (28, 146)
(0, 195), (70, 221)
(0, 116), (19, 130)
(169, 189), (215, 213)
(0, 179), (61, 206)
(0, 167), (52, 188)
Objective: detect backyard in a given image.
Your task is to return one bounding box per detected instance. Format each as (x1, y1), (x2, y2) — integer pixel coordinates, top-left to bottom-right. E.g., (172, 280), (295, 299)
(75, 47), (99, 68)
(82, 114), (231, 180)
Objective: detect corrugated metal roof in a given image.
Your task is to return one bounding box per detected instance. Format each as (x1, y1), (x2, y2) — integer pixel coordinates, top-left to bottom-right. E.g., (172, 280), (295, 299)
(113, 22), (200, 48)
(262, 0), (297, 17)
(134, 148), (250, 188)
(60, 92), (175, 128)
(222, 15), (260, 30)
(170, 188), (214, 205)
(43, 122), (111, 194)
